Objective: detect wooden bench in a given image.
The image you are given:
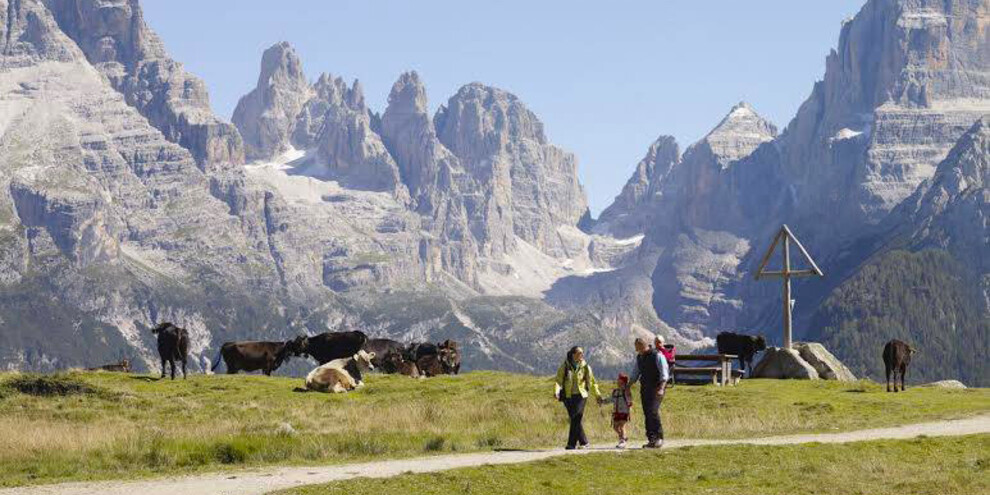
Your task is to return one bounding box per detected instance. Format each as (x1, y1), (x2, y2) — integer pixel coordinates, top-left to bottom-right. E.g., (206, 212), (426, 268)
(672, 354), (740, 386)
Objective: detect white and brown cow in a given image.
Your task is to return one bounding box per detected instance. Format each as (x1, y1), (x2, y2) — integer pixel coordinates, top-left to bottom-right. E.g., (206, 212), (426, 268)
(304, 350), (376, 393)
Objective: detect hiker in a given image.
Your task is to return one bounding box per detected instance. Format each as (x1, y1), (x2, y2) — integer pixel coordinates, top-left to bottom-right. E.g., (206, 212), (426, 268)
(627, 337), (670, 449)
(601, 373), (633, 448)
(554, 346), (602, 450)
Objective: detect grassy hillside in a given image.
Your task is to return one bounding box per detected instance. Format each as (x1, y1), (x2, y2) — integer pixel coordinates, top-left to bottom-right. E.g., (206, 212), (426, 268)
(0, 371), (987, 487)
(810, 250), (988, 386)
(281, 435), (990, 495)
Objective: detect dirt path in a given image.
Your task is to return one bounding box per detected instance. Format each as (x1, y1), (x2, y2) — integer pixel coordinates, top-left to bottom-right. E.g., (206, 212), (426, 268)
(4, 415), (988, 495)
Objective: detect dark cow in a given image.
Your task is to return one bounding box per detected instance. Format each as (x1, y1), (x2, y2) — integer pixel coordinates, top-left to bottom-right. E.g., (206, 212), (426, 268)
(407, 342), (439, 361)
(211, 336), (306, 376)
(883, 339), (916, 392)
(417, 353), (446, 377)
(152, 322), (189, 380)
(299, 331), (367, 365)
(439, 340), (461, 374)
(363, 338), (406, 369)
(716, 332), (767, 373)
(87, 359), (131, 373)
(382, 349), (420, 378)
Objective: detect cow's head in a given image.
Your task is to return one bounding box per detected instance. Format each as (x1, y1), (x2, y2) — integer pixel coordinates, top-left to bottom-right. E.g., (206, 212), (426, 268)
(438, 348), (460, 374)
(382, 350), (407, 373)
(753, 335), (768, 351)
(353, 350), (375, 372)
(151, 322), (174, 335)
(286, 335), (309, 357)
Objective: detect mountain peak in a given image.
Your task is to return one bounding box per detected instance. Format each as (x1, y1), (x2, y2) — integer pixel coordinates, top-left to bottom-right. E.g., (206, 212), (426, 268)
(257, 41), (307, 89)
(387, 71), (429, 115)
(702, 101), (777, 166)
(233, 42), (313, 161)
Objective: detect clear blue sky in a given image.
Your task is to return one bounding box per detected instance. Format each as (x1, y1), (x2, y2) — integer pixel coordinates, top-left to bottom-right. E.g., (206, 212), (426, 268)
(143, 0), (865, 214)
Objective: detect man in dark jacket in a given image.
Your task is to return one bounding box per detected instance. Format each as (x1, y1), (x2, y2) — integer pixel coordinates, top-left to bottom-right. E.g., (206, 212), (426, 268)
(627, 337), (670, 448)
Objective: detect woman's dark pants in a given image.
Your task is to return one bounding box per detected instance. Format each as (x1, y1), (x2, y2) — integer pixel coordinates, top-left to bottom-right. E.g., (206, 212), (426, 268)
(563, 396), (588, 447)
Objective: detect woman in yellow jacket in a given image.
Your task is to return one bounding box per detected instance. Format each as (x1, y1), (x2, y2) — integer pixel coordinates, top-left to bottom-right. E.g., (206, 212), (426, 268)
(554, 346), (602, 449)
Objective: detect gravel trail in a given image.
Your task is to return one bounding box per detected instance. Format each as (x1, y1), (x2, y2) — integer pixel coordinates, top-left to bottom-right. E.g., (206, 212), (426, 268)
(3, 414), (987, 495)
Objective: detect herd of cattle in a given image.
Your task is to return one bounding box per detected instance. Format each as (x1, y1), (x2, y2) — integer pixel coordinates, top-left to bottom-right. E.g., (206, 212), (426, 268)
(147, 322), (461, 393)
(94, 323), (916, 394)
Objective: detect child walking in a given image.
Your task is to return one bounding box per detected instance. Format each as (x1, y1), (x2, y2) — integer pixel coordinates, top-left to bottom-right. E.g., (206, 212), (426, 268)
(603, 373), (634, 448)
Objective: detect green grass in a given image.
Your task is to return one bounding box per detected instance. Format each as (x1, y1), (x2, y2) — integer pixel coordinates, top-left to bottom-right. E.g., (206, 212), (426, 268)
(0, 371), (986, 487)
(281, 435), (990, 495)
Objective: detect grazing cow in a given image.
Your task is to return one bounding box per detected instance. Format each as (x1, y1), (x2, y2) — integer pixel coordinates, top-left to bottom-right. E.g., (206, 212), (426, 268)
(87, 359), (131, 373)
(305, 350), (376, 393)
(152, 322), (189, 380)
(716, 332), (767, 373)
(299, 331), (367, 365)
(383, 350), (420, 378)
(363, 338), (405, 369)
(883, 339), (916, 392)
(211, 336), (306, 375)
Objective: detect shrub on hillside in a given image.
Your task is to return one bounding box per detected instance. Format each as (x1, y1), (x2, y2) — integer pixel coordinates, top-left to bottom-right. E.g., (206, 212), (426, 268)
(4, 374), (105, 397)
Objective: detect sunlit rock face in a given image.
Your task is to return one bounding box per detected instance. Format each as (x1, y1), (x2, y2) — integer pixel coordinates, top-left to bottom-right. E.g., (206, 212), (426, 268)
(43, 0), (245, 168)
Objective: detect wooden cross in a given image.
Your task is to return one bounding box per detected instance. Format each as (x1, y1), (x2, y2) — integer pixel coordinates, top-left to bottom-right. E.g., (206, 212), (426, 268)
(754, 225), (824, 349)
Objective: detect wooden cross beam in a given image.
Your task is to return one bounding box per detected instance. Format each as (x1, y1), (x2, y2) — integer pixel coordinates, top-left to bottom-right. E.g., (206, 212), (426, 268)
(754, 225), (824, 349)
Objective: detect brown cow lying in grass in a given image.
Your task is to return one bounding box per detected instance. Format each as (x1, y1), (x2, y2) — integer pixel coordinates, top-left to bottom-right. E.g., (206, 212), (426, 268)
(86, 359), (131, 373)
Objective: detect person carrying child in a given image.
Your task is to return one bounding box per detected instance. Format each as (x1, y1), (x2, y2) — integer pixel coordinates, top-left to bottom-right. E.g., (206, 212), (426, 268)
(601, 373), (634, 448)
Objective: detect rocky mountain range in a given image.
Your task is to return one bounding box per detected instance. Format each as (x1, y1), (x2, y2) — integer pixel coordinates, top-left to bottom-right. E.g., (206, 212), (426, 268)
(0, 0), (985, 384)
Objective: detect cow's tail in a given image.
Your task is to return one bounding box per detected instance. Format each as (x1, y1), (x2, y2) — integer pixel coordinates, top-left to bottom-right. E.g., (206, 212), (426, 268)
(211, 348), (224, 372)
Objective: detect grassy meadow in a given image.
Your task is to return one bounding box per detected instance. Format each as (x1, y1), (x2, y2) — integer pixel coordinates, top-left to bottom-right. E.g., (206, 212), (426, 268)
(0, 371), (987, 487)
(281, 434), (990, 495)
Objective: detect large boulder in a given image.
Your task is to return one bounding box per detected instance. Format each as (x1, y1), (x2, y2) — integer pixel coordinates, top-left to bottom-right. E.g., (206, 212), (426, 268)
(920, 380), (967, 389)
(751, 347), (819, 380)
(794, 342), (856, 381)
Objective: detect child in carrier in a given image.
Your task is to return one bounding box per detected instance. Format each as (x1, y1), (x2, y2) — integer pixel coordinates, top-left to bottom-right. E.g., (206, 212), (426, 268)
(655, 335), (676, 386)
(602, 373), (634, 448)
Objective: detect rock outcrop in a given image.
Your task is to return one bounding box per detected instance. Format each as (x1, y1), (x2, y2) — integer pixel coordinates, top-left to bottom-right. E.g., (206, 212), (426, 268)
(751, 347), (820, 380)
(794, 342), (857, 381)
(43, 0), (245, 168)
(232, 42), (312, 161)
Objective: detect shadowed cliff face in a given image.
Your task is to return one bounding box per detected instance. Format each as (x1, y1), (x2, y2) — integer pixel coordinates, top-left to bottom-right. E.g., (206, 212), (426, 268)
(590, 0), (989, 382)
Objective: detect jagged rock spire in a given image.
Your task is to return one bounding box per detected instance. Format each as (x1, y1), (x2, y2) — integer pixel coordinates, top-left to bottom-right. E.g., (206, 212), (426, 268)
(233, 41), (313, 161)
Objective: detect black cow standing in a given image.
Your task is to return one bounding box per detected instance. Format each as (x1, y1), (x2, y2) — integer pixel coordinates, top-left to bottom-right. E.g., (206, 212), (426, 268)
(883, 339), (915, 392)
(152, 322), (189, 380)
(212, 336), (306, 375)
(363, 338), (406, 370)
(299, 331), (367, 365)
(716, 332), (767, 374)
